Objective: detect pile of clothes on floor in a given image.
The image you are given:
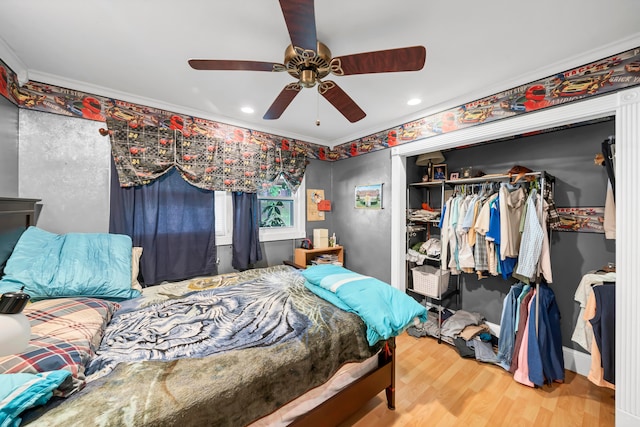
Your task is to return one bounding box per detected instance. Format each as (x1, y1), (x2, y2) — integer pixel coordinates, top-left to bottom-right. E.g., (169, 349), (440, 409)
(407, 308), (499, 364)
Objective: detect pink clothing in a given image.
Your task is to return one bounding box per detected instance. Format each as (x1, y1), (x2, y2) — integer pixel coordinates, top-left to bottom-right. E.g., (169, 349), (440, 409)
(513, 290), (536, 387)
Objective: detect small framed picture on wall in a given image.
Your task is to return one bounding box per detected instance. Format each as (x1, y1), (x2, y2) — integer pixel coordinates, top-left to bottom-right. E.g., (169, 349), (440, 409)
(354, 183), (383, 209)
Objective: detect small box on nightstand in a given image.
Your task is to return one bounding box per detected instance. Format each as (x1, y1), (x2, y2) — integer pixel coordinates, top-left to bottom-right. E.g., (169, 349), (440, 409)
(313, 228), (329, 248)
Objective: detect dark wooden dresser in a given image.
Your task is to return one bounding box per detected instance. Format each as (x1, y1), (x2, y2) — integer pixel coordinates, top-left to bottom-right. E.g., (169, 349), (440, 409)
(0, 197), (40, 274)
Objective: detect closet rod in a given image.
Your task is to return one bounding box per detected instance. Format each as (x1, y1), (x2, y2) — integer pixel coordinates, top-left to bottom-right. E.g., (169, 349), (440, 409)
(409, 171), (555, 187)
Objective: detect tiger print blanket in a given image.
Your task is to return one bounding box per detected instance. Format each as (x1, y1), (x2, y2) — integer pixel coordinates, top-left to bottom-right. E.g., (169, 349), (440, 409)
(25, 265), (378, 427)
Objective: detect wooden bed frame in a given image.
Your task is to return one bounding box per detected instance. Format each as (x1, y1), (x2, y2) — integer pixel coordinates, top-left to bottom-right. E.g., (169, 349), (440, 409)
(283, 260), (396, 426)
(289, 337), (395, 426)
(0, 198), (396, 426)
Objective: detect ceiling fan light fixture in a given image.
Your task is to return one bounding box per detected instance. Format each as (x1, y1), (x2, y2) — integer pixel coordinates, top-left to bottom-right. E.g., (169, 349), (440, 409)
(300, 69), (317, 88)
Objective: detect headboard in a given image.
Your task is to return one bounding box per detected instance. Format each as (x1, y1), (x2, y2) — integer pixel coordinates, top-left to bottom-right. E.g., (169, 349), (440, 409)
(0, 197), (40, 275)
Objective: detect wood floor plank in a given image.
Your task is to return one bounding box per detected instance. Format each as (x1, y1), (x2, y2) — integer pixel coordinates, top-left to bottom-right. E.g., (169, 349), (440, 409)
(339, 332), (615, 427)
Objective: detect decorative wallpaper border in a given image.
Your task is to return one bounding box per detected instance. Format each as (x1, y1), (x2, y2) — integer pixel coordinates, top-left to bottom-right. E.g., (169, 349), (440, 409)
(1, 46), (639, 161)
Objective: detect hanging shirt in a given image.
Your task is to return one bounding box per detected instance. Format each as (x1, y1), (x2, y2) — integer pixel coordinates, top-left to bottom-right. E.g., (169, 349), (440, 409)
(589, 283), (615, 384)
(467, 197), (482, 247)
(447, 196), (462, 274)
(585, 288), (615, 390)
(486, 196), (501, 242)
(515, 189), (544, 280)
(571, 271), (616, 352)
(457, 195), (476, 271)
(439, 197), (453, 271)
(473, 194), (495, 272)
(536, 194), (553, 283)
(499, 184), (526, 260)
(604, 180), (615, 239)
(486, 196), (501, 276)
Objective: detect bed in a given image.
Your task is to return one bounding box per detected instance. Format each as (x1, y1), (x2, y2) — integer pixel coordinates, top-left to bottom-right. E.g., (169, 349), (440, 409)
(0, 198), (427, 426)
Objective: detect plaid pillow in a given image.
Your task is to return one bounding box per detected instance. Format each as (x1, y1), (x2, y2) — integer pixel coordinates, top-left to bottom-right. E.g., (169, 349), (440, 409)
(0, 298), (119, 397)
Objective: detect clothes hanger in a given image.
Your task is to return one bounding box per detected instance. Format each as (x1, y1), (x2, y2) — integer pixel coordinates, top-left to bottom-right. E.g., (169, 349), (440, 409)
(597, 263), (616, 273)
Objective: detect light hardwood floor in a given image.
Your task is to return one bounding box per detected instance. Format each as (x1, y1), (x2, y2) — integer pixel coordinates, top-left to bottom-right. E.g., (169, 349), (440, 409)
(340, 332), (615, 427)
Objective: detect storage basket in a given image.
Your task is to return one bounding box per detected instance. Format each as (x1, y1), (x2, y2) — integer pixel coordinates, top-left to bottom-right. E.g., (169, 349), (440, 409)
(411, 265), (450, 298)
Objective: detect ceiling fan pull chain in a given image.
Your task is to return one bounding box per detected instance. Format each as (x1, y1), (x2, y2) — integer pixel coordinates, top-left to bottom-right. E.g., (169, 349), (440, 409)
(316, 90), (321, 126)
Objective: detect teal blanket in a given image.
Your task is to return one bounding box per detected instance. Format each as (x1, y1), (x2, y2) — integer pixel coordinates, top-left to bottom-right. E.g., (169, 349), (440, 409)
(302, 265), (428, 345)
(0, 226), (139, 301)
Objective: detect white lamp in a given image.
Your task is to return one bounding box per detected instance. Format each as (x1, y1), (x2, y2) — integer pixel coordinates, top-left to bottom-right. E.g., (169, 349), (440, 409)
(415, 151), (445, 181)
(0, 288), (31, 357)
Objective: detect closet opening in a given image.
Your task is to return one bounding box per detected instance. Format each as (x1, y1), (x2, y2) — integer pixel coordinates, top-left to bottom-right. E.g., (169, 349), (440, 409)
(403, 116), (616, 384)
(390, 87), (640, 423)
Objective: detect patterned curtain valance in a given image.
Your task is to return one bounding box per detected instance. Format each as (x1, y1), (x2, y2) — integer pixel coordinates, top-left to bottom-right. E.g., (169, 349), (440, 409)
(106, 118), (307, 193)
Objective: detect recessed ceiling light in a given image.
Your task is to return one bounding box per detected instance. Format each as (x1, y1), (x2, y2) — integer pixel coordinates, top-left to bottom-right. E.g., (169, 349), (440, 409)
(407, 98), (422, 106)
(241, 106), (254, 114)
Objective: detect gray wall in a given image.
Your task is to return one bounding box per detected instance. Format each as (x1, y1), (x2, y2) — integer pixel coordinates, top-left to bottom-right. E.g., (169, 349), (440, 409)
(0, 95), (18, 196)
(304, 158), (334, 242)
(19, 110), (111, 233)
(408, 119), (616, 351)
(331, 149), (392, 282)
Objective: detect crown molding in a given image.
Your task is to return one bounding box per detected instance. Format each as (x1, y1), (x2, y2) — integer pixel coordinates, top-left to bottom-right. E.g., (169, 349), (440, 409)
(0, 36), (28, 85)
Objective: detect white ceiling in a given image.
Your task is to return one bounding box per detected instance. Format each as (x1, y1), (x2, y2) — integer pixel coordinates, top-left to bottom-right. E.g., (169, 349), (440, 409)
(1, 1), (639, 147)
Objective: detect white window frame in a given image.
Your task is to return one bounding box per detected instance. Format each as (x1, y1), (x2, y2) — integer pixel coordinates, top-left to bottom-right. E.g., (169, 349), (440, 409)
(214, 178), (306, 245)
(214, 191), (234, 246)
(259, 177), (306, 242)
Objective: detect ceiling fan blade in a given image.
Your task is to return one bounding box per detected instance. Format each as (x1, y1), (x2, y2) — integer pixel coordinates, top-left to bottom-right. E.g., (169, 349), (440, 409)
(188, 59), (285, 72)
(263, 83), (302, 120)
(330, 46), (426, 76)
(318, 81), (366, 123)
(279, 0), (317, 52)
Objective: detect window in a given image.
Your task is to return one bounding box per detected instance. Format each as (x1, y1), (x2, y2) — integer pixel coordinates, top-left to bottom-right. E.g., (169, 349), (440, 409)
(214, 178), (306, 245)
(258, 177), (306, 242)
(214, 191), (233, 245)
(259, 198), (294, 228)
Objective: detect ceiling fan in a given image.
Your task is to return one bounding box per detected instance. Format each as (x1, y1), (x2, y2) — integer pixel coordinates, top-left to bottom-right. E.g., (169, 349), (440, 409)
(188, 0), (426, 123)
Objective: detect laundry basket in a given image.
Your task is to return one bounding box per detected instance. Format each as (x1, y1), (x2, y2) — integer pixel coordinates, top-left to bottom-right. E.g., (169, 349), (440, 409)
(411, 265), (450, 298)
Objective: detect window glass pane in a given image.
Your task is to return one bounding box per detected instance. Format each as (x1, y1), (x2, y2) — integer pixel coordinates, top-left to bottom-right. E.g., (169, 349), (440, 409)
(214, 192), (227, 236)
(259, 199), (293, 228)
(258, 182), (292, 199)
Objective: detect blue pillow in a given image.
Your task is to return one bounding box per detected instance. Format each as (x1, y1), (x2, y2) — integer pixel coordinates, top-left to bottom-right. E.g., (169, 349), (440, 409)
(302, 265), (427, 345)
(0, 227), (140, 301)
(301, 264), (352, 285)
(0, 370), (71, 427)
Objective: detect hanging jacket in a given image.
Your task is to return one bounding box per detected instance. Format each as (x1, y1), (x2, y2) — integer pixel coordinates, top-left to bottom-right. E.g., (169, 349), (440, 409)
(496, 282), (524, 371)
(527, 283), (565, 386)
